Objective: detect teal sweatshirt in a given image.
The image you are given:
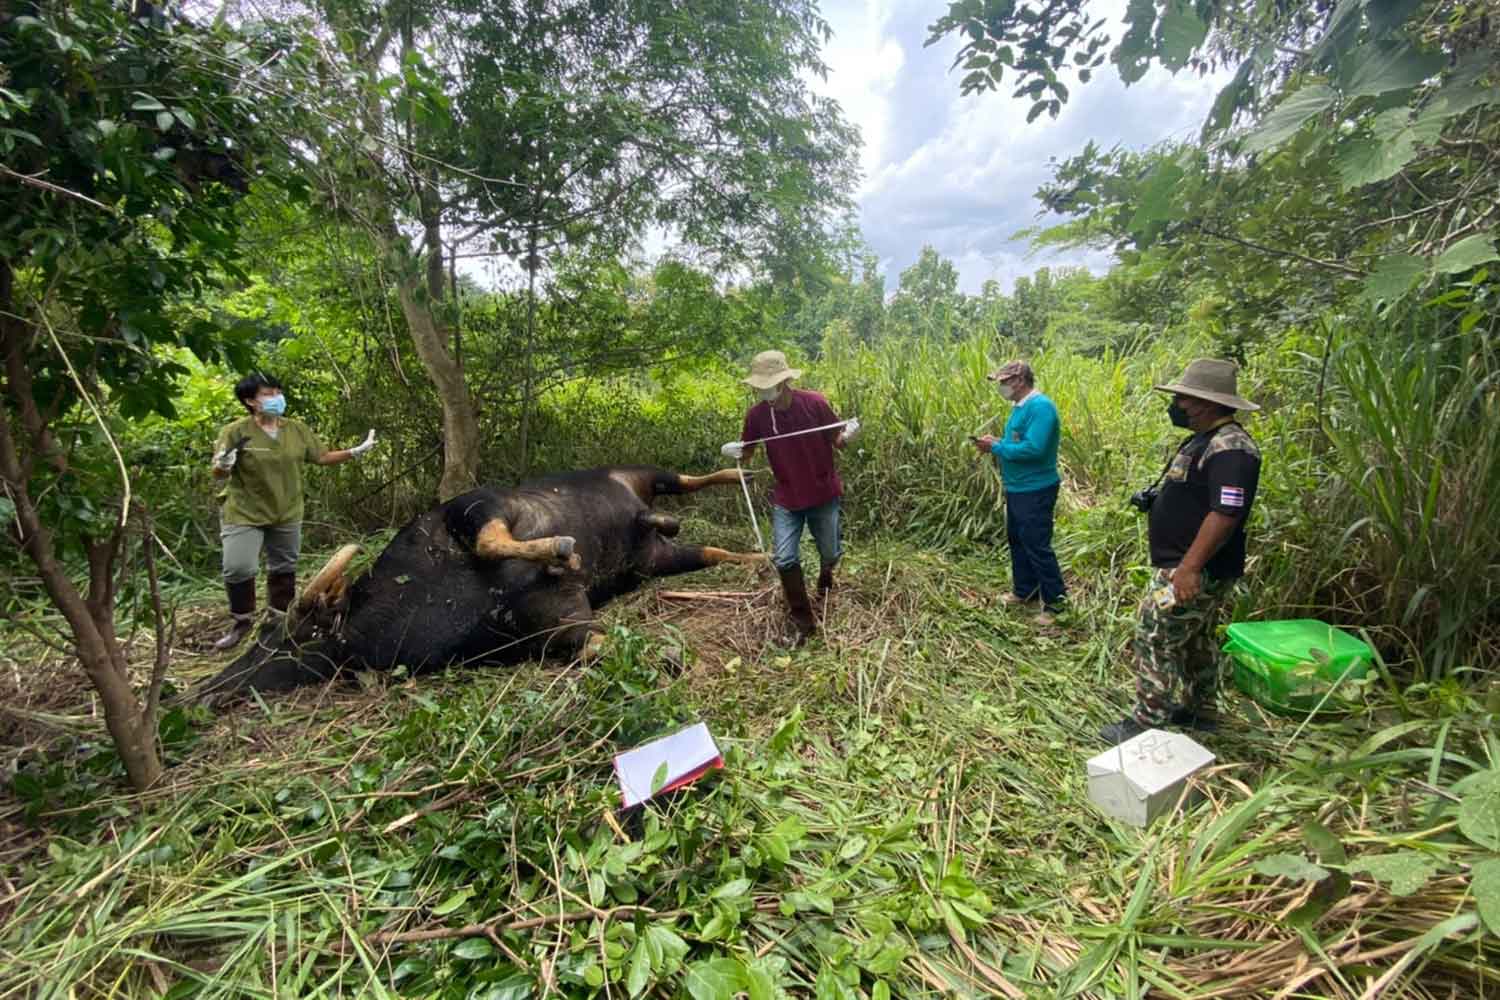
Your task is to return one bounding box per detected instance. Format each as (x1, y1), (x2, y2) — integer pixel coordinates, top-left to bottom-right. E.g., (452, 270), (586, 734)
(990, 392), (1061, 493)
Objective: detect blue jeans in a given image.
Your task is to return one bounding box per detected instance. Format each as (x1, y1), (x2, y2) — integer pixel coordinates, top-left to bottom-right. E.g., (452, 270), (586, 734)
(771, 500), (842, 572)
(1006, 484), (1066, 609)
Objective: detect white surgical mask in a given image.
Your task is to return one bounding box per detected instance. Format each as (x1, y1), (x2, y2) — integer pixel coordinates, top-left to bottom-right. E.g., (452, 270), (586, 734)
(998, 384), (1016, 402)
(757, 385), (781, 402)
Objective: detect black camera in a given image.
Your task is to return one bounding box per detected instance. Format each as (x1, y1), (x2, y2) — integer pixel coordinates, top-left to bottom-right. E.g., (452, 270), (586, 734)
(1129, 486), (1158, 514)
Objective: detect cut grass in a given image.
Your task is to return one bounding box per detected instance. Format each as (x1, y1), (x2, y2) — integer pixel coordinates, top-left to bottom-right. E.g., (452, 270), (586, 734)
(1, 535), (1496, 999)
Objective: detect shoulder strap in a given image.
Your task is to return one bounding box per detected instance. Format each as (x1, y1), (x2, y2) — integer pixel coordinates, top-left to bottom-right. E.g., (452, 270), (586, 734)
(1147, 432), (1198, 490)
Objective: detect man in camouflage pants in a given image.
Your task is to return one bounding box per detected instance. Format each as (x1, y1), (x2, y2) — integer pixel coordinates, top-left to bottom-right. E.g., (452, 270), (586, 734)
(1101, 360), (1262, 744)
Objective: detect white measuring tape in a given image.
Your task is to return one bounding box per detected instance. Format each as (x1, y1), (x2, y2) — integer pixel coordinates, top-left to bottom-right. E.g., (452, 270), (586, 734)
(729, 418), (855, 553)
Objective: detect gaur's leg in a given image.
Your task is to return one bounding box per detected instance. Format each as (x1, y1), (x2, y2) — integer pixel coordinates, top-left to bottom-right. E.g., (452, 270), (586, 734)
(474, 518), (582, 571)
(444, 490), (580, 569)
(636, 510), (681, 537)
(608, 466), (751, 502)
(642, 539), (768, 578)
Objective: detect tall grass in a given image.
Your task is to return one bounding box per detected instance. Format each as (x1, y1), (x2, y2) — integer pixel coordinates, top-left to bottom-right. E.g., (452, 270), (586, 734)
(1319, 326), (1500, 675)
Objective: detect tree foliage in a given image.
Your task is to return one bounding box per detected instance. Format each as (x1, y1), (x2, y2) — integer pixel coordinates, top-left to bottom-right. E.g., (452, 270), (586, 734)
(0, 0), (304, 789)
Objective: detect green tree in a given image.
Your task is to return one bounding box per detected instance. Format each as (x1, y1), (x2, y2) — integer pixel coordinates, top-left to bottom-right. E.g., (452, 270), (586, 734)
(301, 0), (858, 491)
(888, 245), (964, 339)
(931, 1), (1499, 331)
(0, 1), (299, 789)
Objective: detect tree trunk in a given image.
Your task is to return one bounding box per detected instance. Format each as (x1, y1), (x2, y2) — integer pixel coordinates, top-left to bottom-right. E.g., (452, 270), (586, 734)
(0, 308), (162, 790)
(394, 271), (480, 501)
(517, 224), (539, 480)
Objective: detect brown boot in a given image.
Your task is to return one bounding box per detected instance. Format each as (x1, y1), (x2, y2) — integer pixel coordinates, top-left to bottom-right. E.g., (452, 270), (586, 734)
(267, 571), (297, 614)
(213, 578), (256, 651)
(778, 566), (817, 644)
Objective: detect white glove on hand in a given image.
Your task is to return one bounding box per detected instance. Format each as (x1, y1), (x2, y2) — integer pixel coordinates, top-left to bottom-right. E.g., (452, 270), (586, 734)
(721, 441), (745, 461)
(349, 429), (377, 457)
(212, 446), (238, 471)
(841, 416), (861, 443)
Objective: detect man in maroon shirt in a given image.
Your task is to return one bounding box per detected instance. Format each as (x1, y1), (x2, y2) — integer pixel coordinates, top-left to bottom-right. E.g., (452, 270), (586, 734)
(722, 351), (859, 642)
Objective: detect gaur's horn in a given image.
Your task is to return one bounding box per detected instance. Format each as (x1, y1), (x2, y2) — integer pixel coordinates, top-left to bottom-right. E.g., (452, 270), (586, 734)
(296, 543), (361, 611)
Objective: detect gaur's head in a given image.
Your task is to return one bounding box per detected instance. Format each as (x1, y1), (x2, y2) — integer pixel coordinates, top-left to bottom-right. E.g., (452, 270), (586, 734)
(196, 545), (360, 704)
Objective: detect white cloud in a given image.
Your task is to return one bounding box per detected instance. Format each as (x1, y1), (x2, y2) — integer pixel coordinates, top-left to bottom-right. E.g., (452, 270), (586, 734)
(819, 0), (1230, 294)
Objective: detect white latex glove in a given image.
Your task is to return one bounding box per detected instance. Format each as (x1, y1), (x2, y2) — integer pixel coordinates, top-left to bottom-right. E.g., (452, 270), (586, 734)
(349, 429), (377, 457)
(721, 441), (745, 461)
(840, 416), (861, 443)
(212, 446), (238, 471)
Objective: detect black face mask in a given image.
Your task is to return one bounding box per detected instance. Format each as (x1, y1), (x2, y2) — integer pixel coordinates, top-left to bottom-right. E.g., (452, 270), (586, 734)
(1168, 401), (1192, 428)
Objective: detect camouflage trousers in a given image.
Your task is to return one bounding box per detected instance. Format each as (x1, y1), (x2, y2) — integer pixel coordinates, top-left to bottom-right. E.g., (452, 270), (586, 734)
(1130, 568), (1237, 725)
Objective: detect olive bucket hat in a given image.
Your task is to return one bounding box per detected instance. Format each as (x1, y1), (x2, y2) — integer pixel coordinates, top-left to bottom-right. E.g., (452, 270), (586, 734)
(741, 350), (803, 390)
(1154, 359), (1259, 412)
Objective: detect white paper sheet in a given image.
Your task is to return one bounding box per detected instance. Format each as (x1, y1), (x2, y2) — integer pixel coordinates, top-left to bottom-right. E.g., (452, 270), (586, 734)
(613, 722), (723, 808)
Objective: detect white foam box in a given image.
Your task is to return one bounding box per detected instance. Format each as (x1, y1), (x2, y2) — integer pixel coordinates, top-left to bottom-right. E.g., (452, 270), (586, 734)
(1086, 729), (1215, 828)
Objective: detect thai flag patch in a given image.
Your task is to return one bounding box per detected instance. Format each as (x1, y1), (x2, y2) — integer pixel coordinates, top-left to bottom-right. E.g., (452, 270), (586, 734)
(1220, 486), (1246, 508)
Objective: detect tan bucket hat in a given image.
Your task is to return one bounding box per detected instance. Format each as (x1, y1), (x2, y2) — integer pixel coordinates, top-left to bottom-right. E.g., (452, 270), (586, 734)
(741, 350), (803, 390)
(1154, 359), (1259, 411)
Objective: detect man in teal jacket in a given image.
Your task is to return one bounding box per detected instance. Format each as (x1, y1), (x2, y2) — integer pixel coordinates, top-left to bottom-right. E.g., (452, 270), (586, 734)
(975, 360), (1066, 623)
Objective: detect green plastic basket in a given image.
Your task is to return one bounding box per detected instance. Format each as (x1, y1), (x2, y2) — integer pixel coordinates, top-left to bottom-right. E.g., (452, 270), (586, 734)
(1224, 619), (1373, 716)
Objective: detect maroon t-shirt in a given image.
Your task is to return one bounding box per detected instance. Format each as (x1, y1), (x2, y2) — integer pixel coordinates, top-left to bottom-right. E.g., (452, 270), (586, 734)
(741, 389), (843, 511)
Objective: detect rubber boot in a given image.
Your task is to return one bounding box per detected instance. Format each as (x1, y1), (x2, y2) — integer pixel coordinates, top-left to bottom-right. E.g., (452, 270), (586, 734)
(815, 562), (836, 613)
(778, 566), (817, 644)
(267, 571), (297, 615)
(213, 578), (256, 651)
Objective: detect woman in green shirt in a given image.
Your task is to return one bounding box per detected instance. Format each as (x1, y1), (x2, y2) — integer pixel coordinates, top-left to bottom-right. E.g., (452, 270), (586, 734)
(209, 373), (377, 650)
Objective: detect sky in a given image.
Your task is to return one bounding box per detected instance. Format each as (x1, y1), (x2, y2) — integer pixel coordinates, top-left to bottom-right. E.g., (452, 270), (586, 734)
(815, 0), (1228, 294)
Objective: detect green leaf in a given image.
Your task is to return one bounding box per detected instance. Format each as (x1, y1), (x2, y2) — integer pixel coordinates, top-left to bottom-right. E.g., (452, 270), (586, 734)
(1349, 852), (1441, 896)
(1255, 853), (1330, 882)
(1473, 857), (1500, 935)
(452, 937), (495, 960)
(643, 924), (689, 968)
(1459, 770), (1500, 850)
(1336, 108), (1446, 189)
(1359, 253), (1428, 307)
(767, 705), (804, 753)
(1342, 40), (1445, 98)
(650, 760), (669, 795)
(131, 94), (167, 111)
(684, 958), (745, 1000)
(1156, 1), (1207, 71)
(626, 940), (651, 997)
(431, 886), (472, 916)
(711, 877), (752, 900)
(745, 960), (777, 1000)
(1433, 235), (1499, 276)
(473, 974), (533, 1000)
(1242, 84), (1335, 155)
(1128, 160), (1185, 242)
(1302, 820), (1348, 865)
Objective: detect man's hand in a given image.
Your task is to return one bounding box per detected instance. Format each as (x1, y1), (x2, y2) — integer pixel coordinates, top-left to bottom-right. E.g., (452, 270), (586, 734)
(975, 434), (998, 454)
(349, 429), (377, 457)
(721, 441), (745, 461)
(1170, 565), (1202, 602)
